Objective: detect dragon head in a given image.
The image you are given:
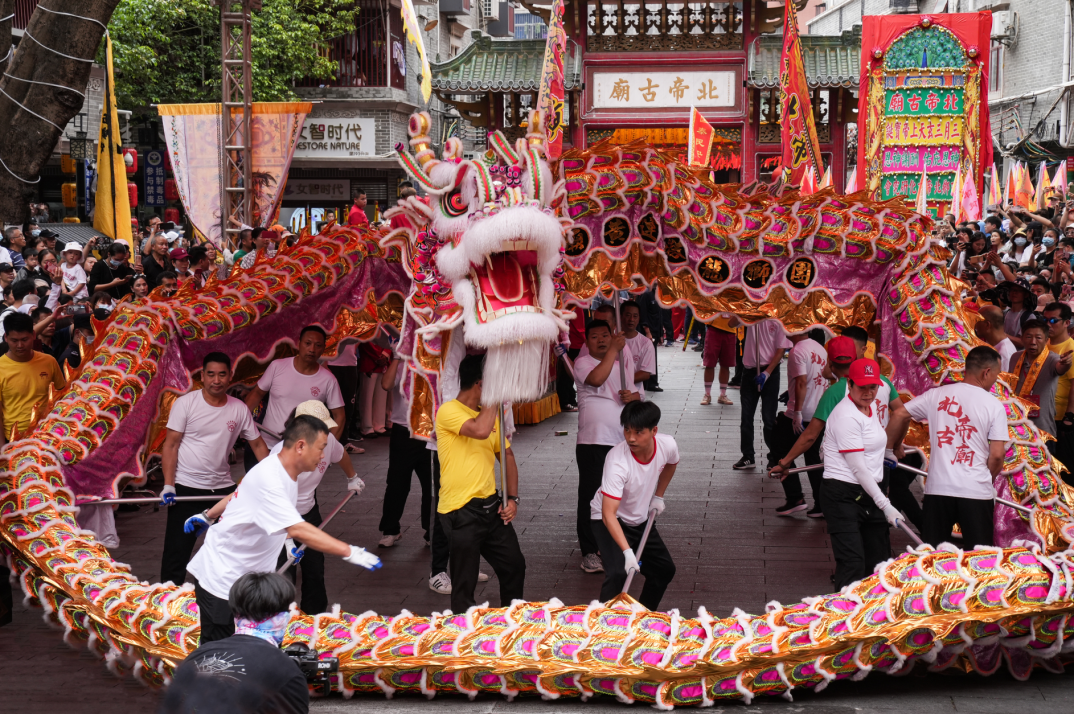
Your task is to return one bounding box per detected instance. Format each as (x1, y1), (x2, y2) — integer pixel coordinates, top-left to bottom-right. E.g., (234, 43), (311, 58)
(387, 111), (572, 405)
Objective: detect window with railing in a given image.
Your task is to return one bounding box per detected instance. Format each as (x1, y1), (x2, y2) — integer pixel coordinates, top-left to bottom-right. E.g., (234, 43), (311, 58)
(514, 12), (548, 40)
(586, 1), (744, 53)
(296, 1), (391, 88)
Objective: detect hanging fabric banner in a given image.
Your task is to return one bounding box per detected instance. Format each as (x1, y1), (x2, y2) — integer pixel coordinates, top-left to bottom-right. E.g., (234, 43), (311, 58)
(399, 0), (432, 102)
(536, 0), (567, 159)
(779, 0), (824, 187)
(157, 102), (311, 248)
(688, 107), (714, 167)
(93, 35), (133, 249)
(858, 12), (993, 217)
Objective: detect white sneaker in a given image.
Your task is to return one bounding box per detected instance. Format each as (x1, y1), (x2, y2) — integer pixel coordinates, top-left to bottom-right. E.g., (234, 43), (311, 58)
(429, 571), (451, 594)
(378, 533), (403, 547)
(478, 571), (490, 582)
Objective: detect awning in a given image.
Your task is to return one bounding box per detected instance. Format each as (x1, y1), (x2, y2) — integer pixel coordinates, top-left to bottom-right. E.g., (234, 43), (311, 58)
(431, 30), (581, 94)
(748, 28), (861, 90)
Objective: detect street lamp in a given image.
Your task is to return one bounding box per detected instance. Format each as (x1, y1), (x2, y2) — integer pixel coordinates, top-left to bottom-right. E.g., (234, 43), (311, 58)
(68, 113), (90, 160)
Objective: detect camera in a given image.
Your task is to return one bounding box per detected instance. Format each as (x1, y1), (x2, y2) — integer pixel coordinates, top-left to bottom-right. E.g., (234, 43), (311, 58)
(67, 303), (89, 316)
(283, 643), (339, 696)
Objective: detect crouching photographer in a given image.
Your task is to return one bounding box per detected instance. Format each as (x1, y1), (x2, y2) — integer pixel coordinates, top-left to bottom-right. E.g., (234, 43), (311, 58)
(160, 572), (315, 714)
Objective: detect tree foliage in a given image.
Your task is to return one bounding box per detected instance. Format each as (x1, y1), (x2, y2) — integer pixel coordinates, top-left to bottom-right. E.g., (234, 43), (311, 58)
(104, 0), (360, 115)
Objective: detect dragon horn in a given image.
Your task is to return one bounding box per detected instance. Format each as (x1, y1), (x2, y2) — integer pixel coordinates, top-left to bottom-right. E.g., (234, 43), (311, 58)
(489, 130), (520, 165)
(395, 113), (441, 192)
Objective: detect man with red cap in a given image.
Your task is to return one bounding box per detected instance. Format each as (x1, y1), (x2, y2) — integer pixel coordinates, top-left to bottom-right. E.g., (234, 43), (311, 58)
(769, 334), (910, 522)
(818, 358), (905, 588)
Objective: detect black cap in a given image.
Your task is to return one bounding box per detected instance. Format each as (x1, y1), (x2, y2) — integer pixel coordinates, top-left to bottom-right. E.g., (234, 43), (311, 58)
(0, 263), (14, 273)
(39, 228), (59, 239)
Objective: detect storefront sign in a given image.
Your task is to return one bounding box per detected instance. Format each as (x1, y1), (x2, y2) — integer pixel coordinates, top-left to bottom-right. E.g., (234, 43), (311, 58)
(591, 71), (735, 109)
(144, 150), (165, 206)
(293, 117), (375, 158)
(282, 179), (352, 201)
(882, 146), (962, 173)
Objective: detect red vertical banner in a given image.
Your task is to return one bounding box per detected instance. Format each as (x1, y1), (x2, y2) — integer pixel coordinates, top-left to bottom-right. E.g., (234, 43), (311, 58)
(537, 0), (566, 159)
(779, 0), (824, 187)
(688, 108), (715, 167)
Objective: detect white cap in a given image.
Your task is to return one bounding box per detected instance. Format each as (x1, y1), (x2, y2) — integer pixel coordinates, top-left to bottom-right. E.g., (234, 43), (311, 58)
(164, 231), (180, 242)
(294, 400), (338, 429)
(63, 241), (82, 254)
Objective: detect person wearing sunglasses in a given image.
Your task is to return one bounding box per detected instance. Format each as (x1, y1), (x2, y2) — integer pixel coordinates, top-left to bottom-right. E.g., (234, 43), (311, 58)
(1042, 303), (1074, 429)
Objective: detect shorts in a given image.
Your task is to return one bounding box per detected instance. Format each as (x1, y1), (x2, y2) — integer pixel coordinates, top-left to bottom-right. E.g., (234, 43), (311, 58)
(703, 326), (736, 368)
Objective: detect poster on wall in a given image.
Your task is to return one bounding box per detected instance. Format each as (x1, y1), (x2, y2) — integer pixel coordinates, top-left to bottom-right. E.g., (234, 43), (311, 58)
(857, 13), (993, 217)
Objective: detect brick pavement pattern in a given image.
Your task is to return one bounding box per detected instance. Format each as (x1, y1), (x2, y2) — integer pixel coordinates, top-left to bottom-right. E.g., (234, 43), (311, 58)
(2, 345), (1071, 711)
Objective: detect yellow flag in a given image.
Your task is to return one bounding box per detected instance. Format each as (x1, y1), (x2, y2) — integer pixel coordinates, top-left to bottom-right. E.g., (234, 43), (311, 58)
(93, 35), (133, 249)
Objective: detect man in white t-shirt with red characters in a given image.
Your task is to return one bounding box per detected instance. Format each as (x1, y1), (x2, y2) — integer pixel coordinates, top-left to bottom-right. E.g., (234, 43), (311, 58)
(773, 332), (828, 516)
(243, 325), (345, 468)
(590, 400), (679, 610)
(159, 352), (269, 586)
(887, 345), (1008, 549)
(574, 319), (640, 575)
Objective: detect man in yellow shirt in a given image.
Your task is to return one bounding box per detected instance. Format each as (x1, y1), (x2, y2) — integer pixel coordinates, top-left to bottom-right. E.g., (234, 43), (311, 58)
(1043, 303), (1074, 421)
(0, 312), (65, 446)
(434, 353), (525, 612)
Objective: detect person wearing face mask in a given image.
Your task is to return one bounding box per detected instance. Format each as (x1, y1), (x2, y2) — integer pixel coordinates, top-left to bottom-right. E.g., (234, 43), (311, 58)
(1012, 230), (1033, 267)
(87, 241), (134, 300)
(1030, 229), (1060, 271)
(160, 572), (311, 714)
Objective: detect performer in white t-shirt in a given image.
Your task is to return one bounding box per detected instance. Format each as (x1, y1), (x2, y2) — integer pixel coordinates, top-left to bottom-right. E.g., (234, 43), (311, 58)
(619, 300), (656, 397)
(574, 319), (641, 575)
(727, 317), (792, 470)
(888, 345), (1008, 549)
(589, 400), (679, 610)
(186, 415), (380, 643)
(821, 359), (905, 589)
(243, 325), (345, 463)
(159, 352), (269, 585)
(773, 332), (828, 516)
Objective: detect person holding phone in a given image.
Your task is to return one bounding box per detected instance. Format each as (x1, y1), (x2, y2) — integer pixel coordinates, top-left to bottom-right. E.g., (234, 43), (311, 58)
(88, 242), (135, 300)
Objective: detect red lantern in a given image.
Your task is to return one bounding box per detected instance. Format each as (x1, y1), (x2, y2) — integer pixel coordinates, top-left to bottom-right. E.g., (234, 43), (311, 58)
(123, 148), (138, 174)
(163, 151), (172, 172)
(164, 207), (181, 224)
(128, 182), (138, 208)
(164, 178), (179, 201)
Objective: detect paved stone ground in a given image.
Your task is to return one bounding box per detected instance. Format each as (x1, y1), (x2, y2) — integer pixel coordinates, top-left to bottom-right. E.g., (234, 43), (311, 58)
(2, 345), (1071, 711)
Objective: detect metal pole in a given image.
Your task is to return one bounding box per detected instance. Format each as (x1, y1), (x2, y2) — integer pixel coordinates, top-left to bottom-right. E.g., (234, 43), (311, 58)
(682, 315), (695, 352)
(622, 508), (658, 593)
(498, 404), (509, 510)
(77, 495), (224, 506)
(896, 519), (924, 546)
(278, 491), (356, 573)
(612, 289), (628, 389)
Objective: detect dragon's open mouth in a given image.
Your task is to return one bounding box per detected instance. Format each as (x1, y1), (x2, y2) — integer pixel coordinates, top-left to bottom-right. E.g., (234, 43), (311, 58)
(470, 245), (540, 324)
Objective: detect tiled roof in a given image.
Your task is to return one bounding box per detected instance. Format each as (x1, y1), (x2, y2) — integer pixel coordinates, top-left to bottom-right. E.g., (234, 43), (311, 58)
(431, 30), (581, 93)
(39, 223), (108, 247)
(749, 28), (861, 90)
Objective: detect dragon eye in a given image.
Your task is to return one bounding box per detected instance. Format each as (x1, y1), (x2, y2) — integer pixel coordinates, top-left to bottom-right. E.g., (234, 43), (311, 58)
(442, 188), (468, 218)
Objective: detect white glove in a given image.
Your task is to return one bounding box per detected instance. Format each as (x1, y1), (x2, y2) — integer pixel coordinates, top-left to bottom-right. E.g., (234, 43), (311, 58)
(343, 545), (382, 570)
(788, 410), (803, 434)
(648, 495), (665, 516)
(160, 484), (176, 506)
(622, 548), (640, 575)
(347, 476), (366, 494)
(881, 503), (903, 527)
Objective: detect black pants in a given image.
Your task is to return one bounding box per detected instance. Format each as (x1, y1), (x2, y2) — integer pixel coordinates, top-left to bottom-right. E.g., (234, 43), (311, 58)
(773, 413), (823, 505)
(430, 453), (449, 576)
(739, 366), (781, 461)
(556, 348), (580, 409)
(161, 483), (237, 585)
(439, 494), (526, 613)
(276, 501), (327, 614)
(645, 339), (659, 390)
(822, 479), (891, 590)
(379, 423), (433, 539)
(922, 495), (995, 549)
(194, 581), (235, 643)
(329, 364), (360, 439)
(0, 564), (11, 627)
(591, 518), (676, 610)
(887, 452), (925, 531)
(576, 444), (613, 556)
(659, 307), (673, 343)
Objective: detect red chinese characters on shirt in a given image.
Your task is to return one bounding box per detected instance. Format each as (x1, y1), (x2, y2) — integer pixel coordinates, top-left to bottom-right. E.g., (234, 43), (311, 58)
(873, 399), (888, 424)
(935, 397), (976, 466)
